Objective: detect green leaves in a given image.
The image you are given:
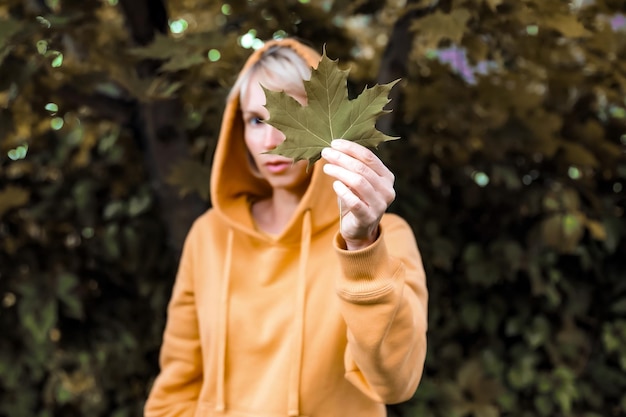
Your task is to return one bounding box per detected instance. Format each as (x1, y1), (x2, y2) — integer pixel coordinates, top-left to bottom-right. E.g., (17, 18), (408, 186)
(264, 49), (399, 167)
(0, 186), (29, 218)
(410, 8), (471, 51)
(167, 158), (212, 200)
(0, 18), (21, 49)
(128, 32), (234, 73)
(0, 17), (21, 67)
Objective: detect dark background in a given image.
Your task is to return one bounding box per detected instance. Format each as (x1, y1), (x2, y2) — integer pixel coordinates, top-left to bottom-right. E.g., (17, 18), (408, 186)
(1, 0), (625, 416)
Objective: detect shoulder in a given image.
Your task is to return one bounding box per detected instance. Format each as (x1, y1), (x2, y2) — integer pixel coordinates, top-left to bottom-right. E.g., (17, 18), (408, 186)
(179, 208), (227, 262)
(380, 213), (420, 247)
(184, 208), (221, 243)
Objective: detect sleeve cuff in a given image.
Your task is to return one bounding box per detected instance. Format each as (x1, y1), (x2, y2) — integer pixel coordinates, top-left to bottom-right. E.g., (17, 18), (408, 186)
(334, 226), (402, 302)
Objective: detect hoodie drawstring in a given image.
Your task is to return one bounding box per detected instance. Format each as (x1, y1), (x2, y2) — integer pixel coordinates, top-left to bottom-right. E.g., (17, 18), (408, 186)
(288, 210), (311, 417)
(216, 229), (234, 413)
(215, 214), (310, 416)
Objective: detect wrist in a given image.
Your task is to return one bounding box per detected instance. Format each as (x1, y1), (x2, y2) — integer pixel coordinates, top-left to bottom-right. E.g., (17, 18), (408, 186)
(344, 227), (379, 251)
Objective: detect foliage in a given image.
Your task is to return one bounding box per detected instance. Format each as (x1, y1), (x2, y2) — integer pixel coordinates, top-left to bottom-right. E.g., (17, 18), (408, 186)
(1, 0), (625, 416)
(384, 1), (626, 416)
(265, 50), (398, 167)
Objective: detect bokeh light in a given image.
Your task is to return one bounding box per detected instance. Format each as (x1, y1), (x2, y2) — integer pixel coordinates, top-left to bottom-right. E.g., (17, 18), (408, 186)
(240, 30), (264, 49)
(51, 117), (64, 130)
(7, 145), (28, 161)
(51, 53), (63, 68)
(472, 171), (490, 187)
(208, 49), (221, 62)
(568, 166), (581, 180)
(273, 30), (288, 40)
(36, 40), (47, 55)
(169, 19), (188, 34)
(45, 103), (58, 114)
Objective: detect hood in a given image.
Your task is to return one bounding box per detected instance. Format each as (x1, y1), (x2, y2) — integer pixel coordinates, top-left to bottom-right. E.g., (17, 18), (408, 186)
(210, 38), (339, 245)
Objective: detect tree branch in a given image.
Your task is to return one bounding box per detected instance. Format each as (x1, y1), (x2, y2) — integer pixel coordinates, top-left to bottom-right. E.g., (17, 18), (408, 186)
(115, 0), (207, 254)
(376, 2), (436, 136)
(56, 85), (136, 125)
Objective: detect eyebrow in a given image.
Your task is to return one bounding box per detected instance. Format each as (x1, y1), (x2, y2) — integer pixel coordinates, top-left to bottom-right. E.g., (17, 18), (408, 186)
(242, 109), (267, 117)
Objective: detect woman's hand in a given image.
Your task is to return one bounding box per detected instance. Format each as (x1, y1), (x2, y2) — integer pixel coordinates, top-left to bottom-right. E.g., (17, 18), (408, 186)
(321, 139), (396, 251)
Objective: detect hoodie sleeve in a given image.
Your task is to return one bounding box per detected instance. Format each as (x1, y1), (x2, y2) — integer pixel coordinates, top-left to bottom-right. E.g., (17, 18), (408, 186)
(144, 233), (202, 417)
(333, 213), (428, 404)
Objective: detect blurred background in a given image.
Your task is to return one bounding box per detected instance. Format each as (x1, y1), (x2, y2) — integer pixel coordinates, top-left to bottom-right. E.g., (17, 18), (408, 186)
(1, 0), (625, 416)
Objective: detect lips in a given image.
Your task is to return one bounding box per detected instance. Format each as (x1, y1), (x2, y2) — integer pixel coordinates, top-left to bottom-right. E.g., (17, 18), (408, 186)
(264, 160), (292, 174)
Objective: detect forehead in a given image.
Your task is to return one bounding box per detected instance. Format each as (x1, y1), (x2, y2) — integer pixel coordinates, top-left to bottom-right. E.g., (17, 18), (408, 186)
(241, 73), (268, 112)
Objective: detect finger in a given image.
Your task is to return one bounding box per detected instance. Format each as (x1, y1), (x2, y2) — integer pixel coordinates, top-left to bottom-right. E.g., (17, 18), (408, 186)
(323, 163), (393, 211)
(322, 153), (395, 207)
(322, 146), (378, 185)
(331, 180), (377, 224)
(330, 139), (393, 180)
(321, 145), (395, 203)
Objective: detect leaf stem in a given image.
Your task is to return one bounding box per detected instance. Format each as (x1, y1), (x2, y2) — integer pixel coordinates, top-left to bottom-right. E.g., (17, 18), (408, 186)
(338, 198), (342, 233)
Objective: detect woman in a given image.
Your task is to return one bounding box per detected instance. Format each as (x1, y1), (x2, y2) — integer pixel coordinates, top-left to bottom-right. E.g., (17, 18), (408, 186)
(145, 38), (428, 417)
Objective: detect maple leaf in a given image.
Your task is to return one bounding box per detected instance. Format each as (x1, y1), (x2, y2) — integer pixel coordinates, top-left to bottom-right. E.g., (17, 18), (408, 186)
(263, 48), (399, 168)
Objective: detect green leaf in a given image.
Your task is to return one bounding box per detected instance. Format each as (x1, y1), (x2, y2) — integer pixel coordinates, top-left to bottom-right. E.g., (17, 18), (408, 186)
(19, 299), (57, 344)
(166, 159), (212, 200)
(542, 14), (591, 38)
(602, 216), (623, 253)
(264, 48), (399, 168)
(128, 33), (181, 60)
(56, 273), (84, 320)
(457, 359), (484, 389)
(128, 32), (223, 74)
(159, 53), (206, 72)
(585, 219), (607, 241)
(56, 386), (72, 404)
(497, 391), (517, 412)
(410, 8), (472, 50)
(0, 186), (30, 218)
(507, 354), (537, 389)
(474, 405), (499, 417)
(103, 201), (125, 220)
(0, 18), (21, 49)
(524, 315), (550, 348)
(540, 212), (585, 253)
(466, 261), (500, 287)
(460, 302), (482, 330)
(462, 243), (483, 262)
(128, 190), (152, 216)
(0, 46), (12, 68)
(561, 142), (599, 167)
(534, 395), (553, 417)
(483, 0), (502, 11)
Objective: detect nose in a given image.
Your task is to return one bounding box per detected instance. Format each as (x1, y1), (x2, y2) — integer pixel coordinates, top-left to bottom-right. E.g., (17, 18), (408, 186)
(263, 125), (285, 150)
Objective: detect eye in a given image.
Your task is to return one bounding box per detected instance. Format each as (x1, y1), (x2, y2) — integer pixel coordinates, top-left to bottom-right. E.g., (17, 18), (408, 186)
(248, 116), (264, 126)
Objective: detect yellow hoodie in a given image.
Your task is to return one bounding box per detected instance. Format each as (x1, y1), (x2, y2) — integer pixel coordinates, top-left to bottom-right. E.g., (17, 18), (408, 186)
(144, 39), (428, 417)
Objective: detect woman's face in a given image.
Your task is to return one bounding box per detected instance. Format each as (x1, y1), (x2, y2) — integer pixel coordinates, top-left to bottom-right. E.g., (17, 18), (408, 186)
(241, 72), (311, 194)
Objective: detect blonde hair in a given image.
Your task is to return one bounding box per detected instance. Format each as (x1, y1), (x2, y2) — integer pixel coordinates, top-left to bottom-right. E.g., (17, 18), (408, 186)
(230, 44), (313, 104)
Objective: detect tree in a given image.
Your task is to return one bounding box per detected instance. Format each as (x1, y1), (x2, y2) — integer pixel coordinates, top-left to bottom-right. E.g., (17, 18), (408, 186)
(1, 0), (625, 416)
